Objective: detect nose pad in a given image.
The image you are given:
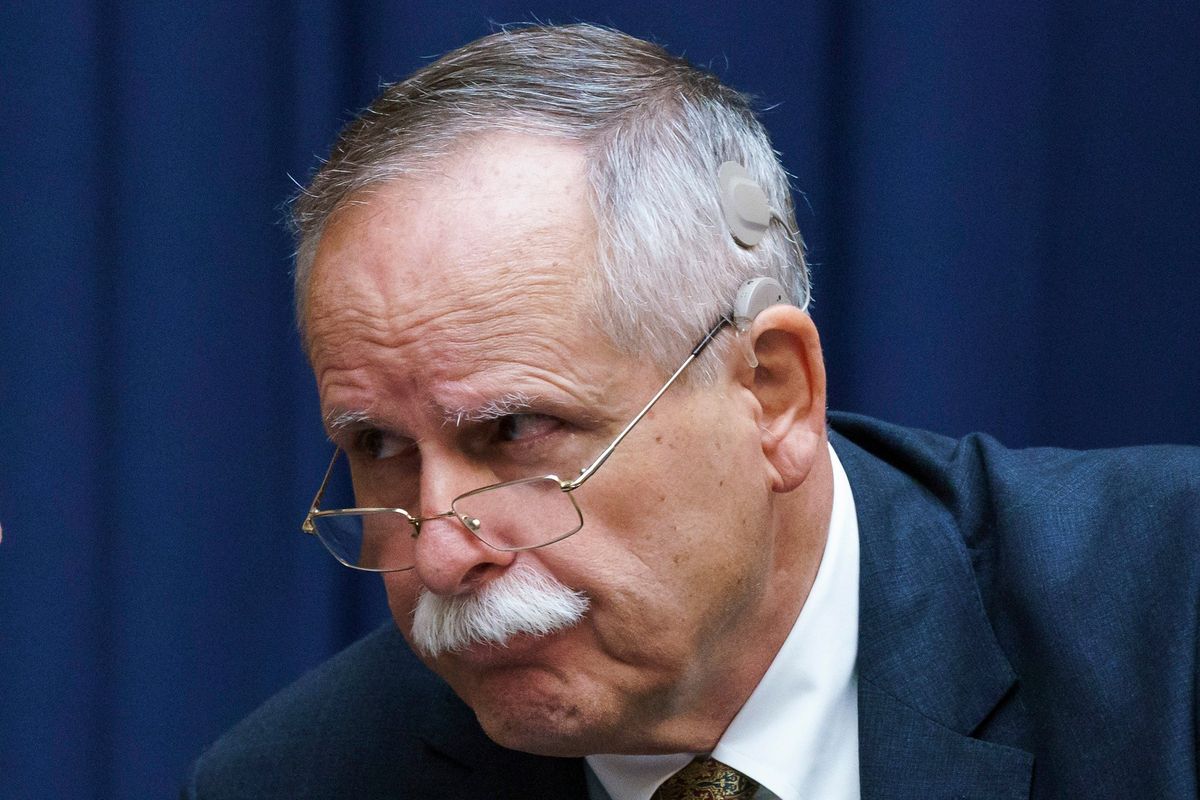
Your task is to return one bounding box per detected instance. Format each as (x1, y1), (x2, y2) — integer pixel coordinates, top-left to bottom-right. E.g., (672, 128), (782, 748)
(411, 509), (516, 596)
(411, 452), (515, 595)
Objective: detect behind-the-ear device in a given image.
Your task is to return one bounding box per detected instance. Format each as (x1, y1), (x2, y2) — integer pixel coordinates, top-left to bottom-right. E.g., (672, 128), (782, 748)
(733, 277), (788, 329)
(732, 277), (788, 368)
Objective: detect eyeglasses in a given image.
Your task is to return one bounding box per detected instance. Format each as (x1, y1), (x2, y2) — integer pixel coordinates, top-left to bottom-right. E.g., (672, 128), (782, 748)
(300, 316), (731, 572)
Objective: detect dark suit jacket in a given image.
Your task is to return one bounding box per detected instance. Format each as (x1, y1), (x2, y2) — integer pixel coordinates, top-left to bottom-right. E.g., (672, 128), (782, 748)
(184, 413), (1200, 799)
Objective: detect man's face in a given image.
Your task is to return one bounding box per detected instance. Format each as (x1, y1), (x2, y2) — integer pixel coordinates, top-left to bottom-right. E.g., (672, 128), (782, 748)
(305, 134), (791, 755)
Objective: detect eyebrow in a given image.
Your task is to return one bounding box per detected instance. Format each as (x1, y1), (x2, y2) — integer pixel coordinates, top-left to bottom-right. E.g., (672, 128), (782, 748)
(324, 408), (379, 437)
(322, 392), (541, 438)
(442, 391), (539, 427)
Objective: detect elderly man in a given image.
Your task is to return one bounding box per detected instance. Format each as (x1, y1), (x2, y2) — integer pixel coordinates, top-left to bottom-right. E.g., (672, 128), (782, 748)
(185, 24), (1199, 800)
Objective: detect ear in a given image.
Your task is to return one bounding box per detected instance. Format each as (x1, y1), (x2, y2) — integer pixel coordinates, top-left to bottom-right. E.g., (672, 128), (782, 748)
(738, 306), (827, 492)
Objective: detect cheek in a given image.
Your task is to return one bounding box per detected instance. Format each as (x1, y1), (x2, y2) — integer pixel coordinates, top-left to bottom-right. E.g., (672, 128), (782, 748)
(572, 416), (769, 608)
(611, 430), (763, 561)
(552, 460), (764, 638)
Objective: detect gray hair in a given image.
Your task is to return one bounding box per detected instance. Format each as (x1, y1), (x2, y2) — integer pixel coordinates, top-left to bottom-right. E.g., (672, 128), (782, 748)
(292, 23), (809, 382)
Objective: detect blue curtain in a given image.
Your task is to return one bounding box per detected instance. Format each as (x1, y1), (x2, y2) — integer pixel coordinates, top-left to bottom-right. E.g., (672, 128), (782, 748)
(1, 2), (1196, 797)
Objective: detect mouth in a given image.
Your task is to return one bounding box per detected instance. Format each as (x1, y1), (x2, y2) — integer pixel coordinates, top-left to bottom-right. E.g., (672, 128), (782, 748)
(443, 627), (571, 668)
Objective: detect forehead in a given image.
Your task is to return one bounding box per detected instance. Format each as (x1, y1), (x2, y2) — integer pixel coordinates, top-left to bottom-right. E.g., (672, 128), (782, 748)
(305, 135), (610, 416)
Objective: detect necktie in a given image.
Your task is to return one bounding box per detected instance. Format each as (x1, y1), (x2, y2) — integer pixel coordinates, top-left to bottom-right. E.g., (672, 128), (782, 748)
(652, 757), (759, 800)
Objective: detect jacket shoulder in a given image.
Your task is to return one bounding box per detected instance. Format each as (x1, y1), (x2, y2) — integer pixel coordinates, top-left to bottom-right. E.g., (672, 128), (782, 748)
(183, 624), (588, 800)
(828, 410), (1200, 550)
(830, 411), (1200, 796)
(183, 624), (443, 799)
(829, 410), (1200, 601)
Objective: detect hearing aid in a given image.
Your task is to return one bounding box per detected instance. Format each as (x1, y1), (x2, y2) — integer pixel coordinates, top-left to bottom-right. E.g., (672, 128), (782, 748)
(731, 277), (789, 368)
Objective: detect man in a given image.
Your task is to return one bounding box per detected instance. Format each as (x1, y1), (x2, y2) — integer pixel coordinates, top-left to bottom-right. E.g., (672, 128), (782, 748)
(185, 24), (1199, 799)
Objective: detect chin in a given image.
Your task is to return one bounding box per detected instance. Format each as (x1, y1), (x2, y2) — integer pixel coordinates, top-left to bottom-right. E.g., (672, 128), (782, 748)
(419, 626), (652, 756)
(451, 663), (616, 757)
(473, 695), (606, 757)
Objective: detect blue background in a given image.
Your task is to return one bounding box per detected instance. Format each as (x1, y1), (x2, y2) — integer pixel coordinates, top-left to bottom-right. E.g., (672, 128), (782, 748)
(1, 2), (1197, 797)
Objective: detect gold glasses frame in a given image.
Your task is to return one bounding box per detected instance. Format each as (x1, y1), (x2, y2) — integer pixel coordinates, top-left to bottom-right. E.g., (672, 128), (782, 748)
(301, 315), (731, 572)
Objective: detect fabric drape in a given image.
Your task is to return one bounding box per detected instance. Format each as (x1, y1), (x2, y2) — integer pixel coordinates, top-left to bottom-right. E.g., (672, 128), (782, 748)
(1, 2), (1196, 797)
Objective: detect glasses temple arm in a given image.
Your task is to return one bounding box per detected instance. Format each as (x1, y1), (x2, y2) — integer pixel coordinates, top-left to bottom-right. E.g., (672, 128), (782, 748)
(302, 450), (340, 533)
(566, 317), (731, 490)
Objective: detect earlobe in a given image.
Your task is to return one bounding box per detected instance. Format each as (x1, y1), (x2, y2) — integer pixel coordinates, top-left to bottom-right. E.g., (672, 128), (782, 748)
(742, 308), (827, 492)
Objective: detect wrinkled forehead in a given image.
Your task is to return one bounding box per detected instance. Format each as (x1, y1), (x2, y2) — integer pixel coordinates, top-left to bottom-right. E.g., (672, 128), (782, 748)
(303, 135), (607, 387)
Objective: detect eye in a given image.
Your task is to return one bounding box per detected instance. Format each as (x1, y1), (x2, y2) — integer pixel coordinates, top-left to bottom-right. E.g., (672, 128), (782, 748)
(354, 428), (412, 460)
(496, 413), (561, 443)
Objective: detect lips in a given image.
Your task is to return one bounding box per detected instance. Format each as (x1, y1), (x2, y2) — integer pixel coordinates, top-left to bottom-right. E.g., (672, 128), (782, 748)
(445, 627), (572, 668)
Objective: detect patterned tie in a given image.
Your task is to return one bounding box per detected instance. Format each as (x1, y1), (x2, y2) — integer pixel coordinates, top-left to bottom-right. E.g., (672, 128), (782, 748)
(652, 757), (759, 800)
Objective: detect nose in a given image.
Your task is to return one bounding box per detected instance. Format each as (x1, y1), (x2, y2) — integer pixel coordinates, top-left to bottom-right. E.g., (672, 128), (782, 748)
(411, 449), (515, 596)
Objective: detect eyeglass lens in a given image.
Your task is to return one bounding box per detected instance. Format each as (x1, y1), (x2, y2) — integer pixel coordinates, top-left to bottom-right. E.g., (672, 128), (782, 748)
(310, 477), (582, 571)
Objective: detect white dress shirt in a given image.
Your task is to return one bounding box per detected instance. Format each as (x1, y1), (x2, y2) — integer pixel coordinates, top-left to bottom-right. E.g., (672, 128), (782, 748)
(586, 443), (861, 800)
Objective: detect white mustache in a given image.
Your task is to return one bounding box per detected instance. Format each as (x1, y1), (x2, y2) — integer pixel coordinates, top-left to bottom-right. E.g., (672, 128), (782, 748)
(411, 562), (589, 657)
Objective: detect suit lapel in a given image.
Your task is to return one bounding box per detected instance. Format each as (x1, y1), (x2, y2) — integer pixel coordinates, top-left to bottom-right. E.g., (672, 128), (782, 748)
(857, 681), (1032, 800)
(832, 425), (1033, 799)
